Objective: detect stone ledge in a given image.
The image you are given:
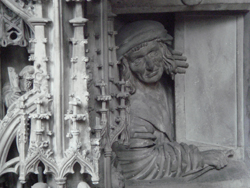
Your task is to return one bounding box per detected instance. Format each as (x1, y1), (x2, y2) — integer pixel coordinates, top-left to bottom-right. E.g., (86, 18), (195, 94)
(126, 178), (250, 188)
(125, 160), (250, 188)
(110, 1), (250, 14)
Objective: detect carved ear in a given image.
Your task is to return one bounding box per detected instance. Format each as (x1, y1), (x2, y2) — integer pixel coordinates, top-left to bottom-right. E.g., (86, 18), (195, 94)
(120, 57), (131, 81)
(119, 57), (136, 94)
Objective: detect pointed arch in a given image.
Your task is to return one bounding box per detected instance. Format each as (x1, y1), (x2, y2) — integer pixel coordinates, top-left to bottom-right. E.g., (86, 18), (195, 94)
(0, 91), (44, 177)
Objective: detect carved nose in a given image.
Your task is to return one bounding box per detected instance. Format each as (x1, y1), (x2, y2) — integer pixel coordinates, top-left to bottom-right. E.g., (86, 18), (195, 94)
(145, 58), (154, 71)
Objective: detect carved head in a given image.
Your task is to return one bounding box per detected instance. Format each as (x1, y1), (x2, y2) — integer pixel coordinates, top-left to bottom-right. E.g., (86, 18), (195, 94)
(123, 40), (165, 84)
(19, 65), (34, 92)
(116, 21), (173, 90)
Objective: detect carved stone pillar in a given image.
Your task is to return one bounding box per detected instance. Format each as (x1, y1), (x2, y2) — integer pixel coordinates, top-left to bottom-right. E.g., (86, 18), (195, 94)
(88, 2), (129, 187)
(64, 0), (100, 186)
(68, 2), (89, 155)
(18, 0), (52, 185)
(0, 49), (2, 119)
(55, 178), (66, 188)
(18, 99), (29, 184)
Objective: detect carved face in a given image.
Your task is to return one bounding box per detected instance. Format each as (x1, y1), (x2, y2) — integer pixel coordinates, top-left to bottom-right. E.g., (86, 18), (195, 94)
(19, 66), (34, 92)
(126, 40), (164, 84)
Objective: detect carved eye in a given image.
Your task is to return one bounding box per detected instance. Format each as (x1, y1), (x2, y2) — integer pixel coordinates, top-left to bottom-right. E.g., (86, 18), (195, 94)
(148, 51), (158, 57)
(133, 57), (143, 65)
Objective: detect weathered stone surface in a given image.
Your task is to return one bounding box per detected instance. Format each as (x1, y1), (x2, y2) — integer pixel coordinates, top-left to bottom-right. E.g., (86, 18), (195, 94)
(125, 160), (250, 188)
(184, 15), (237, 147)
(174, 13), (245, 161)
(1, 1), (250, 188)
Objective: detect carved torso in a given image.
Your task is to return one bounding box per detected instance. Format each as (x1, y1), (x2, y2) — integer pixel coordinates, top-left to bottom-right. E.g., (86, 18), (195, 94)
(129, 79), (174, 143)
(114, 78), (204, 180)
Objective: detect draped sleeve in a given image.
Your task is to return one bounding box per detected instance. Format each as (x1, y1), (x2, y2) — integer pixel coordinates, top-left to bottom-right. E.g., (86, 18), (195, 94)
(113, 81), (205, 180)
(114, 114), (205, 180)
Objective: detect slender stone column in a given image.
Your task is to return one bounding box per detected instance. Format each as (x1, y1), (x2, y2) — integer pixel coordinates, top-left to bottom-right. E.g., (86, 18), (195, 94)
(55, 178), (67, 188)
(53, 0), (64, 161)
(18, 99), (29, 184)
(68, 1), (90, 153)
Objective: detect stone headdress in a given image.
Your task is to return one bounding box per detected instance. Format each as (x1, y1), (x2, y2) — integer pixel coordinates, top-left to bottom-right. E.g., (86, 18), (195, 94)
(116, 20), (173, 60)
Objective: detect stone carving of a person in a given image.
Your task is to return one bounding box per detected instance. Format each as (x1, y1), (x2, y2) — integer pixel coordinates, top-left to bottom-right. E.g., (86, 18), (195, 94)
(113, 20), (232, 180)
(2, 65), (34, 108)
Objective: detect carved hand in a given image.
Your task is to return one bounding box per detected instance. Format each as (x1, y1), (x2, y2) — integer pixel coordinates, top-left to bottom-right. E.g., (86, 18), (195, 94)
(163, 50), (189, 79)
(201, 149), (234, 170)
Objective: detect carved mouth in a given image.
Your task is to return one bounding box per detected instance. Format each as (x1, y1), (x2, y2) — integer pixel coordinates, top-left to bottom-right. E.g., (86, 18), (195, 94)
(146, 70), (158, 78)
